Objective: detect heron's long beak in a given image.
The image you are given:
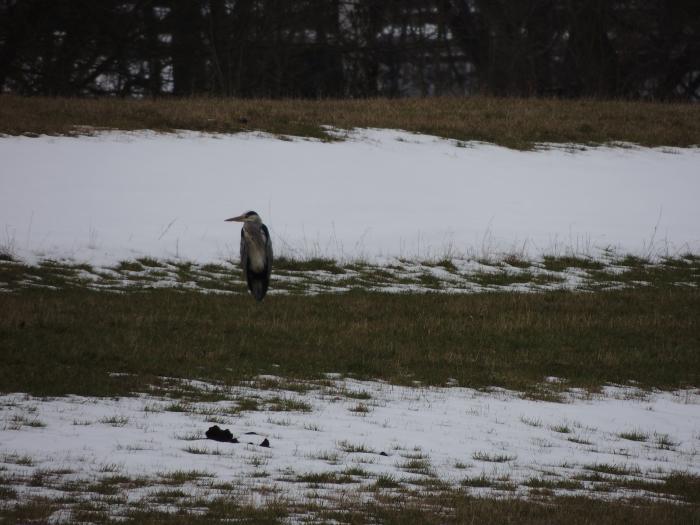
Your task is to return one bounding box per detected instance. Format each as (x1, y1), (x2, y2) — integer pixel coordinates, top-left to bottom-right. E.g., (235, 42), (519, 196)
(225, 214), (246, 222)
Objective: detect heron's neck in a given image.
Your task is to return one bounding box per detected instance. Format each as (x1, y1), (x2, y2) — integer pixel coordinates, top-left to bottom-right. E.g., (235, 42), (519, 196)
(244, 222), (262, 234)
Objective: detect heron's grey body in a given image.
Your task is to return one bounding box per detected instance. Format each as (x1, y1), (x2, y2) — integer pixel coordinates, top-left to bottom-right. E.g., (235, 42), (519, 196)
(225, 211), (272, 301)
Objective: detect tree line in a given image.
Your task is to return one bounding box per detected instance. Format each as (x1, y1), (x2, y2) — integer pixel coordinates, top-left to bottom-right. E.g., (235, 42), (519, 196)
(1, 0), (698, 100)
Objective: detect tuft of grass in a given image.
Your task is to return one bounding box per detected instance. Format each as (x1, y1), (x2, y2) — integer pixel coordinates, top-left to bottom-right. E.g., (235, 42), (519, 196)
(236, 397), (261, 412)
(159, 469), (214, 485)
(424, 258), (459, 272)
(98, 463), (121, 473)
(472, 451), (517, 463)
(173, 431), (203, 441)
(266, 396), (311, 412)
(308, 450), (341, 464)
(183, 446), (223, 455)
(568, 436), (593, 446)
(0, 485), (17, 499)
(398, 457), (434, 476)
(543, 256), (605, 272)
(520, 385), (566, 403)
(6, 414), (46, 429)
(662, 472), (700, 504)
(503, 254), (531, 268)
(274, 256), (346, 274)
(98, 415), (129, 427)
(470, 270), (563, 287)
(348, 402), (371, 414)
(151, 489), (189, 504)
(115, 261), (144, 272)
(200, 263), (228, 273)
(461, 474), (497, 488)
(164, 402), (190, 412)
(520, 416), (543, 427)
(550, 424), (572, 434)
(2, 453), (35, 466)
(343, 390), (372, 400)
(136, 257), (164, 268)
(654, 433), (678, 450)
(585, 463), (640, 476)
(524, 478), (583, 490)
(337, 441), (376, 454)
(373, 474), (402, 489)
(296, 471), (358, 485)
(618, 430), (648, 442)
(573, 471), (700, 504)
(461, 475), (515, 491)
(88, 475), (149, 495)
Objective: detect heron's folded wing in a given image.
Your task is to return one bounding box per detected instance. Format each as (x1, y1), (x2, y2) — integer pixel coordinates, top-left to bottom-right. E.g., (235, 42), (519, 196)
(262, 224), (273, 277)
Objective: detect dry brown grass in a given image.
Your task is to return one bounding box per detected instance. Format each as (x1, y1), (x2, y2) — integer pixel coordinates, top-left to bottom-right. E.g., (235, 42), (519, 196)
(1, 95), (698, 149)
(3, 490), (698, 524)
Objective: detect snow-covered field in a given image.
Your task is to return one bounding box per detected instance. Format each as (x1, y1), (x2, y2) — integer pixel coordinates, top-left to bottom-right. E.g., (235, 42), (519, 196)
(2, 378), (699, 505)
(2, 129), (699, 266)
(1, 130), (699, 514)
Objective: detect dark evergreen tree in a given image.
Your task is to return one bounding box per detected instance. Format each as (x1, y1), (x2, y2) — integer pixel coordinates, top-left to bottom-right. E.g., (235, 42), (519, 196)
(0, 0), (697, 100)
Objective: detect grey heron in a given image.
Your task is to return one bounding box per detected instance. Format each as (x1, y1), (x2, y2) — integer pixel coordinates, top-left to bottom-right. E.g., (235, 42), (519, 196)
(225, 211), (272, 301)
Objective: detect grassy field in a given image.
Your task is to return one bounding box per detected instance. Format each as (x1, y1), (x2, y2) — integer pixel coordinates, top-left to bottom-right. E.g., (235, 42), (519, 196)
(1, 286), (697, 398)
(1, 253), (698, 295)
(2, 488), (698, 525)
(2, 272), (698, 522)
(2, 95), (699, 149)
(2, 95), (699, 522)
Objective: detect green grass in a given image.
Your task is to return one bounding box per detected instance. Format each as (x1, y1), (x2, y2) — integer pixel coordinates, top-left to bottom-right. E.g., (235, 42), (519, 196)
(543, 255), (606, 272)
(115, 261), (144, 272)
(472, 452), (517, 463)
(2, 95), (700, 150)
(136, 257), (164, 268)
(568, 436), (593, 446)
(618, 430), (649, 442)
(502, 254), (532, 269)
(374, 474), (402, 489)
(0, 287), (697, 397)
(274, 256), (346, 274)
(654, 433), (678, 450)
(98, 415), (129, 427)
(1, 464), (698, 522)
(295, 471), (358, 485)
(398, 457), (434, 476)
(2, 254), (698, 295)
(4, 491), (696, 525)
(266, 396), (312, 412)
(337, 441), (377, 454)
(158, 470), (213, 485)
(348, 402), (371, 414)
(585, 463), (641, 477)
(182, 446), (223, 456)
(523, 478), (583, 490)
(550, 424), (572, 434)
(470, 270), (564, 287)
(343, 390), (372, 400)
(461, 475), (515, 491)
(572, 471), (700, 504)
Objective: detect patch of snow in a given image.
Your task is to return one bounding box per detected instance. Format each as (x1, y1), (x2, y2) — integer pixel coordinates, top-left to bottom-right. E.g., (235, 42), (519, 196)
(1, 130), (699, 267)
(1, 379), (698, 504)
